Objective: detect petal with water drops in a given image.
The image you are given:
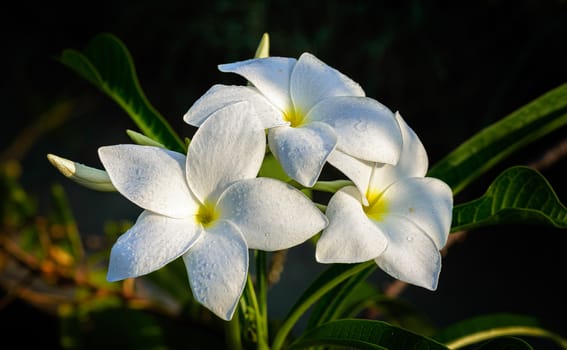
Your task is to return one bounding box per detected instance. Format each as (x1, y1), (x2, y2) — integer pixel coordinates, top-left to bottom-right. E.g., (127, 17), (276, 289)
(268, 121), (337, 187)
(218, 178), (327, 251)
(309, 96), (402, 164)
(380, 177), (453, 249)
(374, 216), (442, 291)
(183, 84), (286, 129)
(290, 52), (365, 113)
(326, 150), (374, 205)
(98, 145), (197, 219)
(316, 186), (388, 263)
(186, 102), (266, 203)
(183, 220), (248, 321)
(107, 211), (202, 281)
(219, 57), (296, 112)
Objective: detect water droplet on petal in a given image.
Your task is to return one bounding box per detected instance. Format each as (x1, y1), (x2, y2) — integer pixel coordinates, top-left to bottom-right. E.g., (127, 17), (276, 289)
(354, 120), (367, 132)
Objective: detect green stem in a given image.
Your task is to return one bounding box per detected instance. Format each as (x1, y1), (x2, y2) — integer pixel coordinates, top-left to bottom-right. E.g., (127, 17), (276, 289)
(245, 275), (269, 350)
(255, 251), (269, 341)
(225, 308), (243, 350)
(271, 261), (375, 350)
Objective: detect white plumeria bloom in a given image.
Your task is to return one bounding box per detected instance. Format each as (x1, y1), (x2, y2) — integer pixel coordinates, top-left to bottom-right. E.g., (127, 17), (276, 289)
(315, 112), (453, 290)
(98, 102), (327, 320)
(184, 52), (402, 187)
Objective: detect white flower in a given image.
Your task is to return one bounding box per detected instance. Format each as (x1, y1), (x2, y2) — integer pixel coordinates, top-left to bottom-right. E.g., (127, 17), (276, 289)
(184, 52), (402, 187)
(315, 112), (453, 290)
(98, 102), (327, 320)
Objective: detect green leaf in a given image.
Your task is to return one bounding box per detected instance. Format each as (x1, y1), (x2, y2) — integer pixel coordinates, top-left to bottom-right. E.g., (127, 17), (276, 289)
(271, 262), (375, 350)
(472, 337), (533, 350)
(126, 129), (166, 148)
(336, 283), (437, 336)
(451, 166), (567, 232)
(433, 313), (567, 349)
(307, 264), (374, 329)
(428, 82), (567, 195)
(288, 319), (449, 350)
(59, 33), (185, 153)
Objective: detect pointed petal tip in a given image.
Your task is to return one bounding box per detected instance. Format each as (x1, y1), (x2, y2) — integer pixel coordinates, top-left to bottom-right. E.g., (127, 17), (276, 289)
(217, 62), (237, 72)
(47, 153), (74, 177)
(254, 32), (270, 59)
(106, 270), (127, 283)
(419, 270), (440, 291)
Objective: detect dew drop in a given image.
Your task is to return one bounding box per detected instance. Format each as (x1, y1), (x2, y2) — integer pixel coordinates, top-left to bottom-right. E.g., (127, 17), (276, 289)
(406, 236), (414, 242)
(354, 120), (367, 132)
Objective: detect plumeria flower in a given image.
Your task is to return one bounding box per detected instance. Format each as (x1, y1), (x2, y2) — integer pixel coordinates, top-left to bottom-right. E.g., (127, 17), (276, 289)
(315, 112), (453, 290)
(98, 102), (327, 320)
(184, 52), (402, 187)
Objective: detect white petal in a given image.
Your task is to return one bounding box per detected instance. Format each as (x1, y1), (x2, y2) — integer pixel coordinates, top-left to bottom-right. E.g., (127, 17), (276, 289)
(326, 150), (374, 205)
(268, 122), (337, 187)
(308, 96), (402, 164)
(290, 52), (365, 114)
(186, 101), (266, 203)
(107, 211), (202, 281)
(368, 112), (429, 191)
(374, 217), (442, 291)
(381, 177), (453, 249)
(219, 57), (296, 112)
(218, 178), (328, 251)
(183, 220), (248, 321)
(183, 84), (286, 129)
(316, 186), (388, 263)
(98, 145), (198, 218)
(394, 112), (428, 176)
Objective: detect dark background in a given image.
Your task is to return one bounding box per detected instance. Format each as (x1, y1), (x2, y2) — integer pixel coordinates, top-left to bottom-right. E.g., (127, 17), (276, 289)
(1, 0), (566, 348)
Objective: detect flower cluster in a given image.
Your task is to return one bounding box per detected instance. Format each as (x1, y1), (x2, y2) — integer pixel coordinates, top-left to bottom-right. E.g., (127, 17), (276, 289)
(56, 51), (453, 321)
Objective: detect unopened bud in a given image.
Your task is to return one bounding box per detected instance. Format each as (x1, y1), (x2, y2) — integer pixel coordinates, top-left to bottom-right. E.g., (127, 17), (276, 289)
(254, 32), (270, 59)
(47, 154), (116, 192)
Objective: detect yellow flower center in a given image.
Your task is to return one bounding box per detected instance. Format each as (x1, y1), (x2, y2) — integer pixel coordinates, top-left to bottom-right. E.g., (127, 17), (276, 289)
(195, 202), (220, 228)
(363, 190), (389, 222)
(283, 107), (305, 128)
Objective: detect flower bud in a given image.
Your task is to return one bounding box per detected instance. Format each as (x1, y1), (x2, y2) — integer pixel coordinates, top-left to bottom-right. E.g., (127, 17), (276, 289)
(47, 153), (116, 191)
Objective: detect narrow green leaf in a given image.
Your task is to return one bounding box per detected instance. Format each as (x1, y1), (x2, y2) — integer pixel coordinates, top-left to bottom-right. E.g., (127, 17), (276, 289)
(472, 337), (534, 350)
(433, 313), (567, 349)
(126, 129), (166, 148)
(271, 262), (375, 350)
(428, 82), (567, 194)
(307, 264), (374, 329)
(339, 283), (437, 336)
(288, 319), (449, 350)
(451, 166), (567, 232)
(59, 33), (185, 153)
